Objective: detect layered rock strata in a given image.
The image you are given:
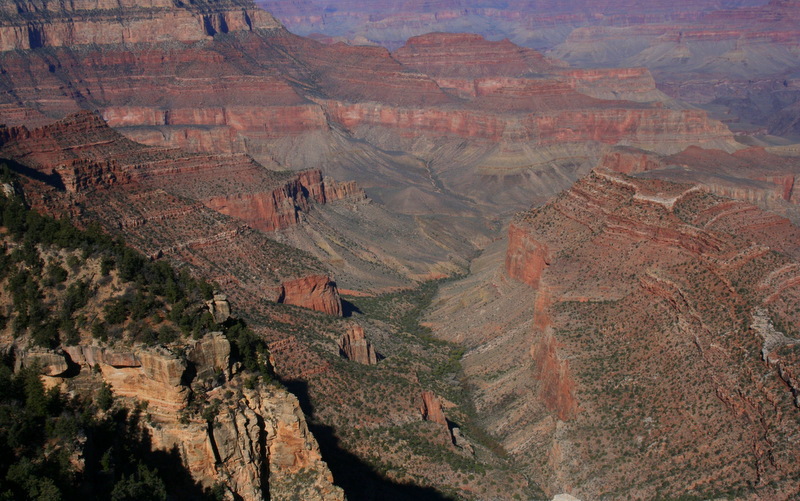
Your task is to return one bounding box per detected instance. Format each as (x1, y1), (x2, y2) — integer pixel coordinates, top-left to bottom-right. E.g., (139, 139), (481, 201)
(0, 0), (282, 51)
(0, 112), (347, 314)
(0, 5), (739, 215)
(429, 169), (800, 499)
(598, 145), (800, 224)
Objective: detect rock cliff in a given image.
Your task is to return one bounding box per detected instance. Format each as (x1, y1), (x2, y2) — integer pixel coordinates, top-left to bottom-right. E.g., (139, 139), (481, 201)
(0, 0), (282, 51)
(41, 337), (342, 500)
(0, 111), (365, 234)
(0, 1), (740, 216)
(505, 223), (551, 289)
(149, 383), (344, 501)
(598, 145), (800, 225)
(0, 112), (353, 315)
(419, 390), (453, 445)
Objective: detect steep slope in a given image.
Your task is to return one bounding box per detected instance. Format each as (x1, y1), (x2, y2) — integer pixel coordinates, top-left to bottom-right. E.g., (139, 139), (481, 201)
(0, 111), (344, 313)
(428, 169), (800, 499)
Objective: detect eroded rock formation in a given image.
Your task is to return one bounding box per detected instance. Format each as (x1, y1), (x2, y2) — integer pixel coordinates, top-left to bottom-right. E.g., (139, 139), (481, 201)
(187, 331), (232, 381)
(278, 275), (342, 316)
(338, 324), (378, 364)
(0, 2), (739, 217)
(206, 294), (232, 324)
(419, 390), (448, 427)
(149, 384), (344, 501)
(505, 224), (551, 289)
(19, 334), (343, 501)
(419, 390), (453, 445)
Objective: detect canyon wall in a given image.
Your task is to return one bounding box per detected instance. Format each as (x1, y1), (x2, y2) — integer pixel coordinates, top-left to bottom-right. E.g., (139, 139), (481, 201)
(489, 169), (800, 498)
(0, 9), (740, 216)
(0, 0), (282, 51)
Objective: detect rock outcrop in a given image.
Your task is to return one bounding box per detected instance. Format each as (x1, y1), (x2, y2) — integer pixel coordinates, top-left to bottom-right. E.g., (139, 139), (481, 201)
(24, 335), (343, 501)
(505, 223), (551, 289)
(203, 169), (360, 232)
(206, 294), (232, 324)
(187, 332), (232, 381)
(419, 390), (453, 445)
(419, 390), (448, 427)
(278, 275), (342, 316)
(15, 347), (71, 377)
(597, 145), (800, 225)
(338, 323), (378, 365)
(98, 346), (191, 415)
(149, 383), (344, 501)
(64, 345), (141, 368)
(530, 329), (577, 422)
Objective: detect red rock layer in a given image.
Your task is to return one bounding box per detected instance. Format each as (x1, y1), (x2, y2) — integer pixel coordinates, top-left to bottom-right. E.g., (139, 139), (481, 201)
(324, 178), (367, 202)
(325, 100), (730, 151)
(419, 390), (448, 427)
(599, 147), (662, 174)
(278, 275), (343, 316)
(0, 2), (738, 193)
(392, 32), (557, 79)
(205, 170), (325, 232)
(0, 111), (367, 235)
(531, 329), (577, 422)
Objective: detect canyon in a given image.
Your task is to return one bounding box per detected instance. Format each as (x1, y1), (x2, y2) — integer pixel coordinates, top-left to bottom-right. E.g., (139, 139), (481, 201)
(0, 0), (799, 500)
(266, 0), (800, 139)
(0, 0), (740, 217)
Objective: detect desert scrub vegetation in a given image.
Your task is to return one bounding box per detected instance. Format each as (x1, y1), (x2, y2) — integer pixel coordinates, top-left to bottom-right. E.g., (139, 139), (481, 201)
(0, 167), (273, 379)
